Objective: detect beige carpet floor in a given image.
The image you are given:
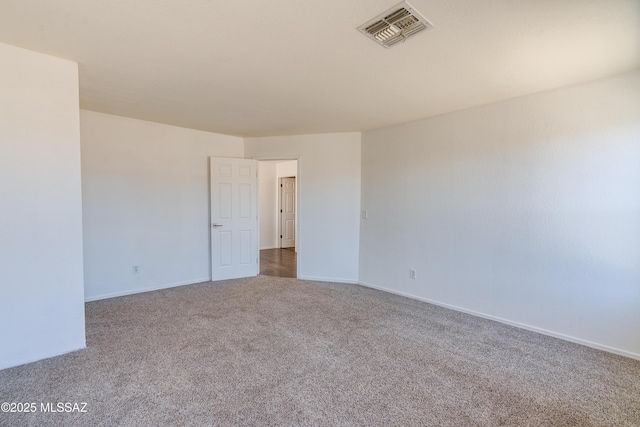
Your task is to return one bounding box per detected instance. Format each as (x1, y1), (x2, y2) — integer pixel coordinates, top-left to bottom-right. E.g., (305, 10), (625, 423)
(1, 276), (639, 426)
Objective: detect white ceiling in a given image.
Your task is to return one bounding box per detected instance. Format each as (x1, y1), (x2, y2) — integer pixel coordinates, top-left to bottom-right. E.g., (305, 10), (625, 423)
(0, 0), (638, 137)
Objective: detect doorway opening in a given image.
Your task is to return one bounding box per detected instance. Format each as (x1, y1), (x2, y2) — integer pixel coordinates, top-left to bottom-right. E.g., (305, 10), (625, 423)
(258, 160), (298, 278)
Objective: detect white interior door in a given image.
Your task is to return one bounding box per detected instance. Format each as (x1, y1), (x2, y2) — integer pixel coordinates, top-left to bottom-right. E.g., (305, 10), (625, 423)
(280, 177), (295, 248)
(210, 157), (258, 280)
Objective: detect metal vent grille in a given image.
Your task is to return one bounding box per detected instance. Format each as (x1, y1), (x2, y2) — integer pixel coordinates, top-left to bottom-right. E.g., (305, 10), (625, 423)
(358, 2), (433, 48)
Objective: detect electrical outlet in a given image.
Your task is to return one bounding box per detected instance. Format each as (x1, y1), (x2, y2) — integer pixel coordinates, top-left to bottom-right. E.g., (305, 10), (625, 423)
(361, 210), (368, 219)
(409, 268), (417, 279)
(132, 265), (140, 275)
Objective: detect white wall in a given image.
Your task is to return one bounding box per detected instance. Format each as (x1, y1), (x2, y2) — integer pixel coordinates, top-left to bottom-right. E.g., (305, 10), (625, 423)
(258, 161), (278, 249)
(246, 133), (361, 283)
(0, 43), (85, 370)
(81, 110), (244, 301)
(277, 160), (297, 178)
(360, 70), (640, 358)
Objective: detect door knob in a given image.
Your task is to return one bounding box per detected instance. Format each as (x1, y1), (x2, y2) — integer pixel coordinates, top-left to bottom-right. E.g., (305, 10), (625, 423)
(211, 223), (223, 228)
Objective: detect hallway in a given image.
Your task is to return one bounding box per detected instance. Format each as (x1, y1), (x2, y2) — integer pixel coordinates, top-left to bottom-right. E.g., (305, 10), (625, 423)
(260, 248), (296, 278)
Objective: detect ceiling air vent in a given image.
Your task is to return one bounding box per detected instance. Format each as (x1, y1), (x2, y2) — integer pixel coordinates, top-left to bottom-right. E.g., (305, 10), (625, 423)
(358, 1), (433, 48)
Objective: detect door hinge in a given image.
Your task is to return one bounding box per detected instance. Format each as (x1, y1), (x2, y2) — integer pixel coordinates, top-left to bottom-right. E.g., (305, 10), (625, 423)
(281, 184), (283, 187)
(280, 209), (283, 213)
(280, 235), (282, 238)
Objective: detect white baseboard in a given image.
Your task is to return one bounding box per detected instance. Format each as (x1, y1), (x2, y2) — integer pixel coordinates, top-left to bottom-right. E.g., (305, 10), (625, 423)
(85, 277), (211, 302)
(260, 246), (278, 250)
(358, 281), (640, 361)
(298, 275), (359, 284)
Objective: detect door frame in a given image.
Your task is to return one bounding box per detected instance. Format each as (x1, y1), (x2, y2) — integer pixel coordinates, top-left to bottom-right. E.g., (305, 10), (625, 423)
(253, 156), (301, 279)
